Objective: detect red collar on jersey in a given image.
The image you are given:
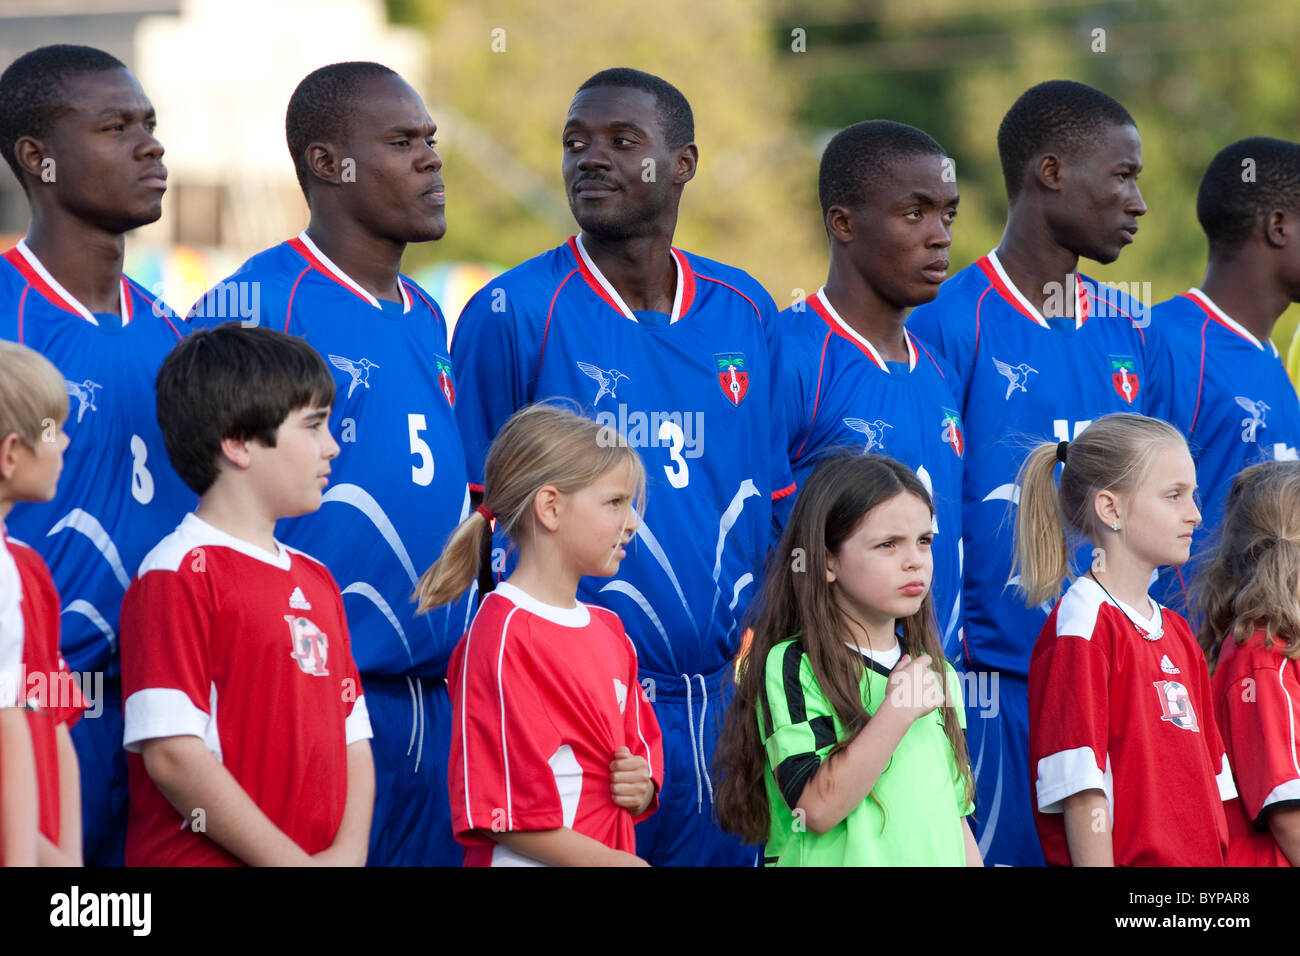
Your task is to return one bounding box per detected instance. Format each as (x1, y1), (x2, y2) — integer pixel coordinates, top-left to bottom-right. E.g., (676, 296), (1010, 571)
(287, 232), (412, 313)
(566, 235), (696, 324)
(3, 242), (134, 326)
(976, 251), (1090, 330)
(805, 287), (917, 372)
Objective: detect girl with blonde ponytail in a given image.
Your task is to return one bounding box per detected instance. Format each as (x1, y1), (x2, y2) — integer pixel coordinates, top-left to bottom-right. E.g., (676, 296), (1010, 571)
(1195, 460), (1300, 866)
(1016, 413), (1236, 867)
(418, 403), (662, 866)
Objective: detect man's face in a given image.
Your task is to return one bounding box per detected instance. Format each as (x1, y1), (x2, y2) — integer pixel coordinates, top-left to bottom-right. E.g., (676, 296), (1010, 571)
(332, 73), (445, 243)
(836, 152), (958, 309)
(40, 68), (166, 232)
(561, 86), (691, 240)
(1050, 122), (1146, 265)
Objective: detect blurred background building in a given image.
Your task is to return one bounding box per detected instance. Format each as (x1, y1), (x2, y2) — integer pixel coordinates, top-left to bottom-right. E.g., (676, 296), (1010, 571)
(3, 0), (1300, 358)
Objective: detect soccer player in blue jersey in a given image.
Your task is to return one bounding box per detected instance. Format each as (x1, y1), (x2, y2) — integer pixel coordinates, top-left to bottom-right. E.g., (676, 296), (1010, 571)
(0, 45), (192, 866)
(452, 68), (793, 866)
(781, 120), (966, 660)
(908, 80), (1164, 867)
(189, 62), (470, 866)
(1154, 137), (1300, 615)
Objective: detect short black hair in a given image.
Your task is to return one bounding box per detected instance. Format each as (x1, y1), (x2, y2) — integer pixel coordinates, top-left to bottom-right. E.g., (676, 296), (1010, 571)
(285, 61), (400, 197)
(156, 323), (336, 495)
(575, 68), (694, 149)
(818, 120), (945, 218)
(0, 44), (127, 189)
(997, 80), (1135, 200)
(1197, 137), (1300, 253)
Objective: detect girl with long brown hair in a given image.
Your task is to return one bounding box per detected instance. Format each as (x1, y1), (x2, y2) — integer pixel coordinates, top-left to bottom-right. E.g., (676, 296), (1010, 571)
(1017, 412), (1235, 866)
(714, 453), (978, 866)
(416, 403), (662, 866)
(1195, 460), (1300, 866)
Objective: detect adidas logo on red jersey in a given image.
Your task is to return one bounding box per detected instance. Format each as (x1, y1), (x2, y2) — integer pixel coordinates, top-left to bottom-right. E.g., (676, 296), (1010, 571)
(289, 587), (312, 611)
(1160, 654), (1179, 674)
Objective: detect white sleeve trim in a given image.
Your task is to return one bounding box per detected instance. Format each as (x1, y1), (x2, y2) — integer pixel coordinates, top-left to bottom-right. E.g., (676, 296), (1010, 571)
(1036, 745), (1114, 818)
(1216, 752), (1238, 802)
(123, 687), (212, 752)
(345, 694), (373, 744)
(1260, 778), (1300, 811)
(0, 541), (24, 710)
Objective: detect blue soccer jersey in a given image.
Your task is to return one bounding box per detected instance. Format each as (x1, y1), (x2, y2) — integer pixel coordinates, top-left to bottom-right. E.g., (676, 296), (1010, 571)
(0, 240), (193, 676)
(189, 234), (474, 679)
(1153, 289), (1300, 612)
(907, 251), (1166, 677)
(780, 288), (966, 659)
(452, 235), (794, 682)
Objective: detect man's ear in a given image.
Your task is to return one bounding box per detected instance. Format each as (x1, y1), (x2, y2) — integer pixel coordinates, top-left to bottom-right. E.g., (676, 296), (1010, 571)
(0, 431), (24, 482)
(673, 142), (698, 186)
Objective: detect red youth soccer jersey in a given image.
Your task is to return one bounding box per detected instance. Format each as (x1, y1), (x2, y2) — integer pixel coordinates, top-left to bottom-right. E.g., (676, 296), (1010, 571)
(1029, 577), (1234, 866)
(7, 538), (85, 845)
(1212, 631), (1300, 867)
(120, 515), (372, 866)
(449, 582), (664, 866)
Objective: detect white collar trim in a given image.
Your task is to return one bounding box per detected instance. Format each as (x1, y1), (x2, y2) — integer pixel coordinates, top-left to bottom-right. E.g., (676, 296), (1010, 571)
(1187, 288), (1275, 355)
(574, 233), (683, 324)
(15, 239), (129, 326)
(493, 580), (591, 628)
(296, 231), (410, 313)
(815, 287), (916, 371)
(181, 513), (291, 570)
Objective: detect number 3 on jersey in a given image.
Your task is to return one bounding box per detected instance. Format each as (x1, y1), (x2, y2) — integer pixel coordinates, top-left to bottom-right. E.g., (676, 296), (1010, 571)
(408, 413), (434, 486)
(659, 420), (689, 489)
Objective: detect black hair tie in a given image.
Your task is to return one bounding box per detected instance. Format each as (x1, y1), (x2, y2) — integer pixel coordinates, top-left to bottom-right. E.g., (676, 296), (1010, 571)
(1056, 440), (1069, 464)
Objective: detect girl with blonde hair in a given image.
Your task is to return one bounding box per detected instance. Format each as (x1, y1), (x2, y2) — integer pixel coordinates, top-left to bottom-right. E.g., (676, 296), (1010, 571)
(1196, 460), (1300, 866)
(1016, 412), (1235, 866)
(416, 403), (662, 866)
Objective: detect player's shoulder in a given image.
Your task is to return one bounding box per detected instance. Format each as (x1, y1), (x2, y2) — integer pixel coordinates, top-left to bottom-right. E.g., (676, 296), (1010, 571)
(1052, 576), (1115, 642)
(0, 251), (29, 302)
(679, 248), (777, 317)
(762, 636), (811, 684)
(1077, 271), (1145, 324)
(468, 243), (576, 301)
(396, 273), (446, 323)
(188, 242), (299, 325)
(135, 514), (287, 579)
(3, 535), (54, 587)
(907, 261), (992, 336)
(776, 302), (832, 359)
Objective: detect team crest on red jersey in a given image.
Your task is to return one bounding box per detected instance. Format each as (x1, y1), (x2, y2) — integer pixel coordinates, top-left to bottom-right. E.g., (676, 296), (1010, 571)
(1152, 679), (1199, 732)
(715, 353), (748, 406)
(286, 615), (330, 676)
(941, 408), (964, 458)
(436, 356), (455, 406)
(1110, 355), (1140, 405)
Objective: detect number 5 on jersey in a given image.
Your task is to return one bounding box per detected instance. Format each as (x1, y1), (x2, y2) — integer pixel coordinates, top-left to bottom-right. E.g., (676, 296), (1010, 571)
(408, 413), (434, 486)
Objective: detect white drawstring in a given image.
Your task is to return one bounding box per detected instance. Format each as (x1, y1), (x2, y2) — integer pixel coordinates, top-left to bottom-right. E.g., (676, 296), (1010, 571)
(683, 674), (702, 812)
(414, 677), (425, 774)
(696, 674), (714, 805)
(405, 676), (418, 756)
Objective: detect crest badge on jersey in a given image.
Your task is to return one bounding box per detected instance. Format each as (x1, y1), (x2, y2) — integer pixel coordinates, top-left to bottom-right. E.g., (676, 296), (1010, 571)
(285, 614), (330, 676)
(435, 356), (456, 406)
(1109, 355), (1139, 405)
(941, 408), (964, 458)
(714, 352), (748, 406)
(1152, 679), (1199, 732)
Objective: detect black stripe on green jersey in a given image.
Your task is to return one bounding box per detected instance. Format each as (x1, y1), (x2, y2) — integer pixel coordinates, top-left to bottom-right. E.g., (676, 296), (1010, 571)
(776, 752), (821, 810)
(782, 642), (806, 722)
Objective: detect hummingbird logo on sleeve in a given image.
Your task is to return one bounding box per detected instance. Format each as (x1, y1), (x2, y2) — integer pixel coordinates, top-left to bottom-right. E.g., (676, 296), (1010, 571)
(1109, 355), (1139, 405)
(715, 352), (748, 406)
(64, 379), (102, 422)
(328, 354), (380, 399)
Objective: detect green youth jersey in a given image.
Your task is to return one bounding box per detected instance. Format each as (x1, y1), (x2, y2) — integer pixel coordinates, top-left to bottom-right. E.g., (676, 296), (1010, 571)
(760, 638), (973, 866)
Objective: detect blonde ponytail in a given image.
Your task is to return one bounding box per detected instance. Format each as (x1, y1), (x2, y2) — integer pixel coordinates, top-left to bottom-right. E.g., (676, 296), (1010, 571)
(414, 511), (492, 614)
(413, 402), (645, 613)
(1012, 443), (1072, 608)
